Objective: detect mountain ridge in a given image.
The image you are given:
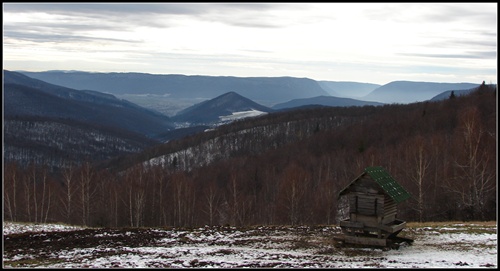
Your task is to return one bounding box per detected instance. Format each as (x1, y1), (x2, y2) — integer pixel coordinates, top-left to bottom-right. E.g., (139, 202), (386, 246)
(363, 81), (479, 103)
(172, 91), (274, 125)
(18, 70), (482, 110)
(4, 70), (175, 139)
(318, 81), (381, 98)
(272, 95), (384, 110)
(17, 71), (331, 106)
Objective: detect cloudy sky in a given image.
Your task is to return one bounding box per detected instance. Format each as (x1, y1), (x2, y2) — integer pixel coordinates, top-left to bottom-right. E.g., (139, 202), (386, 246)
(3, 3), (497, 85)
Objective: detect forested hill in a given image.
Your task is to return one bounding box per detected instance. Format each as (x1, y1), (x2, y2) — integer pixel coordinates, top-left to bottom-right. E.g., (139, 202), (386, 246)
(272, 95), (384, 110)
(3, 70), (174, 169)
(172, 91), (274, 125)
(4, 84), (496, 227)
(4, 70), (175, 138)
(102, 84), (496, 182)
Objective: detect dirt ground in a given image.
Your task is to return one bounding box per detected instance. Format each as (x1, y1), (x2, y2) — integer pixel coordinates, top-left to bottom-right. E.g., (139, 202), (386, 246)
(3, 223), (497, 268)
(4, 227), (163, 254)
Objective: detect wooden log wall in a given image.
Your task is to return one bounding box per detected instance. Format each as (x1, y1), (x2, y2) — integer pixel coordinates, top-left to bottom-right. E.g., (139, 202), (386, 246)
(348, 193), (385, 216)
(382, 196), (397, 224)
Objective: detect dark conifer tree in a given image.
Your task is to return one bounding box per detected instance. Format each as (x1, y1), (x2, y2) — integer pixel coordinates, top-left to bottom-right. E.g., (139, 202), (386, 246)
(449, 91), (456, 99)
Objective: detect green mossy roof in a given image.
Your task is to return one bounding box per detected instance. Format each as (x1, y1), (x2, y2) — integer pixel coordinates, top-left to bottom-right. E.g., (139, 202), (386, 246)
(339, 166), (411, 203)
(365, 166), (411, 203)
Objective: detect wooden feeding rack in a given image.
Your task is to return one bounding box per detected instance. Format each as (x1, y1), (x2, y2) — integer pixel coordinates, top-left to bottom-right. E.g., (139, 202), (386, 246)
(337, 166), (413, 248)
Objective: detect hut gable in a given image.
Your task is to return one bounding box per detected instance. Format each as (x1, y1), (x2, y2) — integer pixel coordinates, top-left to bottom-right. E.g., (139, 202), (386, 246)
(339, 166), (410, 203)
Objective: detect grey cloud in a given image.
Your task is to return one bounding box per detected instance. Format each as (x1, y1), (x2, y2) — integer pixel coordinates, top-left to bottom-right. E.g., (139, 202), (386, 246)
(4, 3), (184, 29)
(3, 21), (125, 33)
(399, 51), (496, 59)
(4, 29), (139, 44)
(3, 4), (184, 45)
(4, 3), (306, 29)
(362, 3), (496, 25)
(3, 2), (300, 54)
(215, 18), (284, 28)
(3, 3), (280, 15)
(420, 3), (497, 24)
(471, 51), (497, 59)
(429, 39), (497, 49)
(3, 3), (200, 15)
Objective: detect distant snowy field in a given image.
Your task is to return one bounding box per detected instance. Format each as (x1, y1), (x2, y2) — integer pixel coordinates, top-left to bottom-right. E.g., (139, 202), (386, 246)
(219, 109), (267, 122)
(3, 221), (497, 268)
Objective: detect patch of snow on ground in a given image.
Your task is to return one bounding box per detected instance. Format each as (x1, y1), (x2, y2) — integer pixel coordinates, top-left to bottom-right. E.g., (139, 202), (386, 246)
(3, 221), (85, 235)
(3, 222), (497, 268)
(219, 109), (267, 122)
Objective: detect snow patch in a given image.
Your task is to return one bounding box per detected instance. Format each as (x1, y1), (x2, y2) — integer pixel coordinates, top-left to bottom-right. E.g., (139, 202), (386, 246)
(219, 109), (267, 122)
(3, 222), (497, 268)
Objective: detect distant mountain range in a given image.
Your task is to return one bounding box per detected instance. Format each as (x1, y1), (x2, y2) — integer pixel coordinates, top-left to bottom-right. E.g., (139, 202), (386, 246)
(362, 81), (479, 103)
(318, 81), (381, 98)
(18, 71), (331, 106)
(272, 95), (384, 110)
(8, 69), (485, 129)
(4, 70), (174, 139)
(17, 70), (482, 108)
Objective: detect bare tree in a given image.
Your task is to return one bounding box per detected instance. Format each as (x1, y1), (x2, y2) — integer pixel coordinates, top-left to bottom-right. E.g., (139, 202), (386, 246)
(203, 180), (221, 226)
(60, 162), (77, 224)
(78, 162), (97, 226)
(18, 163), (52, 223)
(39, 166), (53, 223)
(4, 162), (19, 222)
(228, 172), (240, 226)
(148, 164), (170, 226)
(278, 163), (308, 225)
(122, 165), (148, 227)
(316, 157), (338, 225)
(449, 107), (496, 220)
(171, 172), (196, 227)
(406, 136), (431, 222)
(30, 163), (38, 222)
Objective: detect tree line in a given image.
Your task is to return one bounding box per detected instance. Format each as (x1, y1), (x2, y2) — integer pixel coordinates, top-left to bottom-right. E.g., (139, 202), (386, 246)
(3, 85), (496, 227)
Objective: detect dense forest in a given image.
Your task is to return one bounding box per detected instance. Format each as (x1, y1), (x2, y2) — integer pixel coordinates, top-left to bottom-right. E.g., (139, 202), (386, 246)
(3, 84), (497, 228)
(4, 116), (159, 170)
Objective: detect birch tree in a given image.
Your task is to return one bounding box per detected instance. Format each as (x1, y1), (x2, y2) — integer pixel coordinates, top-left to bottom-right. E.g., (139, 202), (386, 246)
(4, 163), (19, 221)
(449, 107), (496, 220)
(123, 165), (148, 227)
(60, 163), (77, 224)
(406, 136), (431, 222)
(78, 162), (96, 226)
(203, 180), (221, 226)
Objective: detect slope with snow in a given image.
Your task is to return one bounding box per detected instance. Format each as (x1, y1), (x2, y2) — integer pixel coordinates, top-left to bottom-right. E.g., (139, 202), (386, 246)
(219, 109), (268, 122)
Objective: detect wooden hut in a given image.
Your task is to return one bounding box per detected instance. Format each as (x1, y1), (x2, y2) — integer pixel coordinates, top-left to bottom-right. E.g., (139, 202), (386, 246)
(338, 166), (412, 247)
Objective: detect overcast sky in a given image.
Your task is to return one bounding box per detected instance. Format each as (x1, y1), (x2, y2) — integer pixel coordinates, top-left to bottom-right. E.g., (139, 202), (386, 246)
(3, 3), (497, 85)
